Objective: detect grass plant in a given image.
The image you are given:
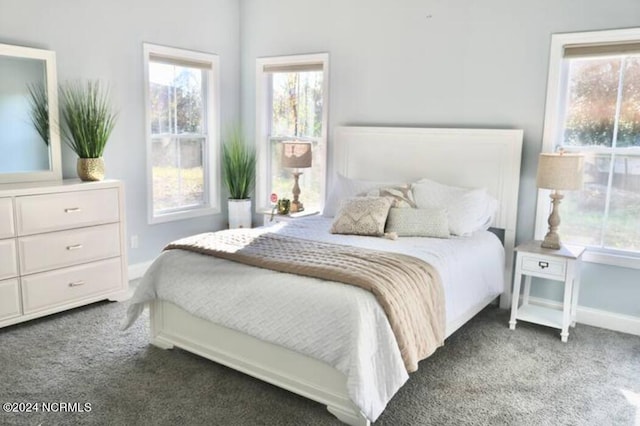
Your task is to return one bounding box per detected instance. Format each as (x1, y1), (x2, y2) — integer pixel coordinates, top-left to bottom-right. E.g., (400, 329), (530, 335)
(59, 80), (117, 158)
(222, 128), (256, 199)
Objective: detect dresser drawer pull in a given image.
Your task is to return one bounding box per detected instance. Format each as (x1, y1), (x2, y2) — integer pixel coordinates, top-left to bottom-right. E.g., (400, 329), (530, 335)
(66, 244), (83, 251)
(64, 207), (82, 213)
(68, 280), (86, 287)
(538, 261), (549, 269)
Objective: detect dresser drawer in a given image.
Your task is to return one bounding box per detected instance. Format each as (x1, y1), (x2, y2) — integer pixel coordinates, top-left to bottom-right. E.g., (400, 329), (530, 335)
(0, 239), (18, 280)
(16, 188), (119, 235)
(21, 258), (122, 314)
(0, 278), (21, 321)
(0, 197), (15, 238)
(520, 254), (566, 279)
(19, 223), (120, 274)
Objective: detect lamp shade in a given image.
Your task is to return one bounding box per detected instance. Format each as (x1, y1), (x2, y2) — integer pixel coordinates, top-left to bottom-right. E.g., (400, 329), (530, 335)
(536, 152), (584, 191)
(282, 142), (312, 169)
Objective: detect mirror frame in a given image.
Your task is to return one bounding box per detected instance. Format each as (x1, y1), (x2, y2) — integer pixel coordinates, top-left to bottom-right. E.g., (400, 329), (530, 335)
(0, 43), (62, 184)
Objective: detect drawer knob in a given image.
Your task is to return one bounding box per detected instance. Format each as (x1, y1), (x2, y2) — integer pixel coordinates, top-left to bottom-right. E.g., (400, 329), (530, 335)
(68, 280), (86, 287)
(538, 261), (549, 269)
(64, 207), (82, 213)
(66, 244), (83, 251)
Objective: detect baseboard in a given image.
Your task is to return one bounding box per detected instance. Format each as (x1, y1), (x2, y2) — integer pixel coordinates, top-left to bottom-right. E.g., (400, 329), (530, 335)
(128, 260), (154, 280)
(528, 296), (640, 337)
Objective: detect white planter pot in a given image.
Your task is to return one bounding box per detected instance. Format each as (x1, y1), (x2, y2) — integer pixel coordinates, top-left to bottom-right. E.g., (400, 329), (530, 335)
(228, 199), (252, 229)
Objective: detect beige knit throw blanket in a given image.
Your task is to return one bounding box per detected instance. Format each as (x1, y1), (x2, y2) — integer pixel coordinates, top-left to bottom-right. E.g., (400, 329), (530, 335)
(165, 229), (446, 372)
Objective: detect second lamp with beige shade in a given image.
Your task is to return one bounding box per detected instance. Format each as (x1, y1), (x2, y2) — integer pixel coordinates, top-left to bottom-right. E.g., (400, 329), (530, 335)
(282, 141), (312, 213)
(536, 151), (584, 249)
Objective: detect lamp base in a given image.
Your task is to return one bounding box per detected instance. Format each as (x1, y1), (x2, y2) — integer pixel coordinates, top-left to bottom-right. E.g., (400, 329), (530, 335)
(541, 232), (561, 250)
(541, 191), (563, 250)
(290, 200), (304, 213)
(290, 171), (304, 213)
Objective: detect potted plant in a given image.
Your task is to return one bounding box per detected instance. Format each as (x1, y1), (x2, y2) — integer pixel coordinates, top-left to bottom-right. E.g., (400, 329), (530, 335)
(222, 128), (256, 228)
(59, 80), (118, 181)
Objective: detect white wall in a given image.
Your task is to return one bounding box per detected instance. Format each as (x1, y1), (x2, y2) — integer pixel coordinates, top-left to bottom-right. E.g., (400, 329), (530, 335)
(240, 0), (640, 318)
(0, 0), (240, 264)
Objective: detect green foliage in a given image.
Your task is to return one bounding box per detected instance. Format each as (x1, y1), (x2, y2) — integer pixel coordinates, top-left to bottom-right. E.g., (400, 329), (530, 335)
(59, 80), (118, 158)
(26, 83), (50, 145)
(222, 128), (256, 200)
(149, 64), (203, 135)
(271, 71), (323, 138)
(564, 57), (640, 147)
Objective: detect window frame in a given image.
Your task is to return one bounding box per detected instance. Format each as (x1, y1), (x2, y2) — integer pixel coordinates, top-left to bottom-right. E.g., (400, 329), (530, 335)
(255, 53), (329, 213)
(536, 28), (640, 270)
(143, 43), (220, 224)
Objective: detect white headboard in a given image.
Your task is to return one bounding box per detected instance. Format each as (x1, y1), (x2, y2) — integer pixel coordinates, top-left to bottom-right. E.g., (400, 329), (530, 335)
(333, 126), (523, 308)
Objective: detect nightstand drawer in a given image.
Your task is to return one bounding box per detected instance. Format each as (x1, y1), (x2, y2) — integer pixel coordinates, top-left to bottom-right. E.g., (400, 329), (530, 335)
(521, 255), (565, 279)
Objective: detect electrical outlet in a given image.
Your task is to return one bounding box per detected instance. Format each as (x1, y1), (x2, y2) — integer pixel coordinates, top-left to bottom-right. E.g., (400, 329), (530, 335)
(131, 235), (139, 249)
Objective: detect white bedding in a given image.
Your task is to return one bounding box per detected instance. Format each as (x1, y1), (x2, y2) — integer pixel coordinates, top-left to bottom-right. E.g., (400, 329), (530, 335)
(125, 216), (504, 422)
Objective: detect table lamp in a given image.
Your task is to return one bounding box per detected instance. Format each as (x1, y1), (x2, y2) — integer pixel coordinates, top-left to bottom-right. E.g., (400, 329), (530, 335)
(536, 151), (584, 249)
(282, 141), (312, 213)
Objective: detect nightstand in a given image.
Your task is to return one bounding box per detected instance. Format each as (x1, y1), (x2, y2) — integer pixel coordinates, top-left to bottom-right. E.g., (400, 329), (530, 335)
(262, 211), (319, 226)
(509, 240), (585, 342)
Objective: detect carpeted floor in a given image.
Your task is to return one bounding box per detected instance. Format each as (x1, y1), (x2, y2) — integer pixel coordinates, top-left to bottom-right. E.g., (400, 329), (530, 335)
(0, 300), (638, 426)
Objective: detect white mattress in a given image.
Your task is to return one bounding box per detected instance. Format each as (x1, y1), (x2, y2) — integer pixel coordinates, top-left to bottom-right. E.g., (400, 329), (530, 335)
(125, 216), (504, 421)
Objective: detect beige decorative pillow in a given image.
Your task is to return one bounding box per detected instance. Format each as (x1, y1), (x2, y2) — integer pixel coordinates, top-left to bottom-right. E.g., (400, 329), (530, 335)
(385, 208), (450, 238)
(363, 184), (416, 208)
(331, 197), (393, 236)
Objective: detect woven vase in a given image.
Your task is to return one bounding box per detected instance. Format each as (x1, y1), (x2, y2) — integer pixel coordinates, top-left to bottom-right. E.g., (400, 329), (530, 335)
(77, 157), (105, 181)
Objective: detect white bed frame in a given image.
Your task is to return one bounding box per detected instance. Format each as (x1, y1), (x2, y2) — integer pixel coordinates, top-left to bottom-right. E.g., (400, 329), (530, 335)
(149, 126), (523, 426)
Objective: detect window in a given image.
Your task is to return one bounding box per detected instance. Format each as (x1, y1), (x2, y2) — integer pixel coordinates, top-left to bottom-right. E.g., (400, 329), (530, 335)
(537, 29), (640, 268)
(255, 53), (329, 213)
(143, 43), (219, 223)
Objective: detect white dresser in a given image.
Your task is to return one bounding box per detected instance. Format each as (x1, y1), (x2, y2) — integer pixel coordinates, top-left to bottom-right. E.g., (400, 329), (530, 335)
(0, 179), (128, 328)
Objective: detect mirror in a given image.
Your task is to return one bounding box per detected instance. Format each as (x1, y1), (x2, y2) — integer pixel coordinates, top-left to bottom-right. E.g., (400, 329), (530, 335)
(0, 43), (61, 183)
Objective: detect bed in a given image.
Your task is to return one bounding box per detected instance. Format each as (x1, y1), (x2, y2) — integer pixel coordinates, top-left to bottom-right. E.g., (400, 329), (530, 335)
(126, 126), (523, 425)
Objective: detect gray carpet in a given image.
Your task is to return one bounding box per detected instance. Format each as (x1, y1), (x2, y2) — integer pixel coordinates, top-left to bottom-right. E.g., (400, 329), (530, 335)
(0, 300), (638, 426)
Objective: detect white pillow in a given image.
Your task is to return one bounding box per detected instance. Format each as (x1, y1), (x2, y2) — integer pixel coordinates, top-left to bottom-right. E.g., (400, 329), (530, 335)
(323, 174), (395, 218)
(411, 178), (497, 236)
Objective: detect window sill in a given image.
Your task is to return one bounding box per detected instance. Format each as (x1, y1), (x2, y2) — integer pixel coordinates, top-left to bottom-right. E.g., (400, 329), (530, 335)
(149, 205), (220, 225)
(582, 250), (640, 270)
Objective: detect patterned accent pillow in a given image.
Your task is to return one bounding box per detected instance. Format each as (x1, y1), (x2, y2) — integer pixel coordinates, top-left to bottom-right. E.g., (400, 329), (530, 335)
(385, 208), (450, 238)
(363, 184), (416, 208)
(330, 197), (393, 236)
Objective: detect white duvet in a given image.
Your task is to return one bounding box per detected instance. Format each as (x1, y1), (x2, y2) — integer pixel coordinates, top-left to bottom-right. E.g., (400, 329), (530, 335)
(125, 216), (504, 422)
